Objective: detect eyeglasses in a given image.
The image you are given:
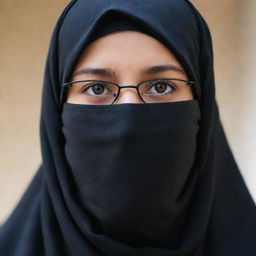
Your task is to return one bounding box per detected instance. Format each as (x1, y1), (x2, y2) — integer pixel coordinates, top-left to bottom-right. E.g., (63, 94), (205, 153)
(62, 77), (194, 105)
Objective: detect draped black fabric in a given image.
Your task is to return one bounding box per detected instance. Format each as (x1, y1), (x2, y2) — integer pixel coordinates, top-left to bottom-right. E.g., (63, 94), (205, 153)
(1, 0), (256, 255)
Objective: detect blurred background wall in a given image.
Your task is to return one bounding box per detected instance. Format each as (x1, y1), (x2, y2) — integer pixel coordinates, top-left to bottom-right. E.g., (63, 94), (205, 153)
(0, 0), (255, 225)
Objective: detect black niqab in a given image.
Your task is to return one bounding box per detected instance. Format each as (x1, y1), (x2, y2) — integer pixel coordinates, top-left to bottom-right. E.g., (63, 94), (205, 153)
(0, 0), (256, 255)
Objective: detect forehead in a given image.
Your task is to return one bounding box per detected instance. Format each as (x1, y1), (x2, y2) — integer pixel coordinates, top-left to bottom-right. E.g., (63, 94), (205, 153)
(73, 30), (184, 72)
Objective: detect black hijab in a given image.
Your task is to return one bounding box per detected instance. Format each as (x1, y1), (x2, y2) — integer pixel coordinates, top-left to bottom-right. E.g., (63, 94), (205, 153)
(0, 0), (255, 255)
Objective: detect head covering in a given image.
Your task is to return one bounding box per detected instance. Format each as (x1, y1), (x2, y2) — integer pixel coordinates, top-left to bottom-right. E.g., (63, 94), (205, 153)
(1, 0), (255, 255)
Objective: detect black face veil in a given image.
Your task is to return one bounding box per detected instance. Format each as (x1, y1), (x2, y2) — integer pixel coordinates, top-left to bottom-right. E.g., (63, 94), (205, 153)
(0, 0), (255, 255)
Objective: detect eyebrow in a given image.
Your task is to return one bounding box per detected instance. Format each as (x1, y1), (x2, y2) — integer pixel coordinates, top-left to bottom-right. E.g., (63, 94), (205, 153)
(72, 64), (185, 78)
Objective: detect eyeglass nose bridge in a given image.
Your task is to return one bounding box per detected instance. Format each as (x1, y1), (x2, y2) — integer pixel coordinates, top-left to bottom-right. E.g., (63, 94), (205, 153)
(112, 84), (145, 104)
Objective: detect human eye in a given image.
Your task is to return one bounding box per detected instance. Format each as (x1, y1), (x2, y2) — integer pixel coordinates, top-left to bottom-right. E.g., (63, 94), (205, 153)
(80, 82), (113, 96)
(145, 79), (177, 95)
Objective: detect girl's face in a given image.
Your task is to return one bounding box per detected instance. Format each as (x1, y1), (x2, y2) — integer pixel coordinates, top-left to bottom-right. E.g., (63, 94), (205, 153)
(66, 30), (194, 104)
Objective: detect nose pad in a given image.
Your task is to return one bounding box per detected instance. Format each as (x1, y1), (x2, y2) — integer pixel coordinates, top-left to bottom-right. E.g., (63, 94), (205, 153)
(114, 88), (144, 104)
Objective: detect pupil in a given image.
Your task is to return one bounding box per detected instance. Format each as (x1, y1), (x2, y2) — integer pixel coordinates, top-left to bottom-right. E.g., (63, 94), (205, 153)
(93, 84), (104, 94)
(155, 83), (166, 93)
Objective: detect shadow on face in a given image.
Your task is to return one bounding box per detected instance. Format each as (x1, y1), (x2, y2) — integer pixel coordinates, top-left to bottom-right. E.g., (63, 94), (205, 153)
(66, 30), (194, 105)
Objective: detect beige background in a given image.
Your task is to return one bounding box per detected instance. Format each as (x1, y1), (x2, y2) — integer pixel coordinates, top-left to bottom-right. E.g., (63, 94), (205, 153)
(0, 0), (255, 225)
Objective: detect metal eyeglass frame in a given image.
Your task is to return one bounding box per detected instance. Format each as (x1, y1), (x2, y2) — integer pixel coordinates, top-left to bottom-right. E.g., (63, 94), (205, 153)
(62, 77), (194, 105)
